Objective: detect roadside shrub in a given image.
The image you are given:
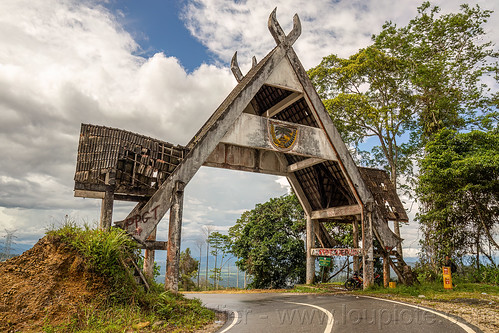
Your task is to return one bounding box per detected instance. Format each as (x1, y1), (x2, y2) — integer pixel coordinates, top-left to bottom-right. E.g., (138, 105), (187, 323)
(413, 262), (439, 283)
(468, 264), (499, 285)
(47, 221), (141, 303)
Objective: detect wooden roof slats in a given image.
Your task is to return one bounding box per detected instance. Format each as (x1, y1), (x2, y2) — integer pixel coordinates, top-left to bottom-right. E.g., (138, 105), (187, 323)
(272, 97), (318, 128)
(254, 84), (293, 113)
(74, 124), (186, 199)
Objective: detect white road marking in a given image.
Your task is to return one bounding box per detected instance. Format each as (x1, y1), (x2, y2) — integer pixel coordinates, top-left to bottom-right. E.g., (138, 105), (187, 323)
(361, 295), (476, 333)
(285, 301), (334, 333)
(219, 310), (239, 333)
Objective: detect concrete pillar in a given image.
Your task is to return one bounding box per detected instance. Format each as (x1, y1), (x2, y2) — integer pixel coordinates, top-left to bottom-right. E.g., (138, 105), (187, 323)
(143, 226), (157, 280)
(352, 218), (360, 273)
(165, 181), (185, 292)
(383, 252), (390, 288)
(306, 214), (315, 284)
(99, 188), (114, 230)
(362, 206), (374, 289)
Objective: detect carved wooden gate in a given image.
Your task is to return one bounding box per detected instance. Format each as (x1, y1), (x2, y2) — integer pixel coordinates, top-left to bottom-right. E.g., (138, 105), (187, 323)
(74, 10), (412, 291)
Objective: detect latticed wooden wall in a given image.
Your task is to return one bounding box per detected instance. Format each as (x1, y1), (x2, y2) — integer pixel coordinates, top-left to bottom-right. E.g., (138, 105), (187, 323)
(75, 124), (186, 198)
(358, 167), (409, 222)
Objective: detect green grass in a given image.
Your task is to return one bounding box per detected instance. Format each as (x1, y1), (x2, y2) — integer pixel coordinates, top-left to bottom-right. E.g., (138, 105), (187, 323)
(289, 279), (498, 302)
(43, 222), (216, 332)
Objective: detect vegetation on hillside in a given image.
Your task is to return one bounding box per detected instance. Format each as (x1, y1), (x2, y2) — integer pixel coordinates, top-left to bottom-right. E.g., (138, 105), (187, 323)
(43, 223), (215, 332)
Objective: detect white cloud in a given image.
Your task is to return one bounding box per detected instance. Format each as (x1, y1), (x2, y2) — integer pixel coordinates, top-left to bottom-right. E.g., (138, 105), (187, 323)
(0, 0), (236, 242)
(181, 0), (499, 71)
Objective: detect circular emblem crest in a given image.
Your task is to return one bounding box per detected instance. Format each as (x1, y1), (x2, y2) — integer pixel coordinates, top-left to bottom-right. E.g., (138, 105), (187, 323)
(268, 120), (298, 151)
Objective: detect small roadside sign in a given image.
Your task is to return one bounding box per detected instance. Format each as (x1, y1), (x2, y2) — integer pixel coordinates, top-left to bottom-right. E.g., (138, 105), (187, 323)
(318, 257), (332, 267)
(443, 266), (453, 289)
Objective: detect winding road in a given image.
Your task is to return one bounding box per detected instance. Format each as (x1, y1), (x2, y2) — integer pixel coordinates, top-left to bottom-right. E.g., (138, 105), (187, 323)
(186, 292), (480, 333)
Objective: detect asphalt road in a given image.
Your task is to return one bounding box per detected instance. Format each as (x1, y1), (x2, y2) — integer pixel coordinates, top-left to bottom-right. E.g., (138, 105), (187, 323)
(186, 293), (480, 333)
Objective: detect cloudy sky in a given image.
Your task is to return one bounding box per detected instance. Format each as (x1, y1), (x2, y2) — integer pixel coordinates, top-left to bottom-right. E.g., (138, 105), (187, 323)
(1, 0), (497, 258)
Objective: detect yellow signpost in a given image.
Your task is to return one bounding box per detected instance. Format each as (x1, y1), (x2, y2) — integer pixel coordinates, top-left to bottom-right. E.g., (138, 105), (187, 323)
(443, 266), (453, 289)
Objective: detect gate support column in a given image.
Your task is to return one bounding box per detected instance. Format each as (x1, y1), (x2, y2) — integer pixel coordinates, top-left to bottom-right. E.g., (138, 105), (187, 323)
(143, 226), (157, 280)
(100, 189), (114, 230)
(362, 205), (374, 289)
(306, 214), (315, 284)
(165, 181), (185, 292)
(393, 219), (403, 258)
(383, 252), (390, 288)
(99, 170), (116, 230)
(352, 218), (360, 273)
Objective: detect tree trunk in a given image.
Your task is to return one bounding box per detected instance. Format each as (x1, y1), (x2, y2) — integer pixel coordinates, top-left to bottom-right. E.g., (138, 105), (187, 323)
(470, 191), (499, 251)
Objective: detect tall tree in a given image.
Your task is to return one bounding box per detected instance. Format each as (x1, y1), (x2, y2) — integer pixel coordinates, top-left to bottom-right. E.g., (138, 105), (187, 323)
(373, 2), (498, 142)
(309, 2), (498, 254)
(208, 231), (231, 289)
(202, 225), (213, 290)
(179, 248), (199, 291)
(229, 194), (306, 289)
(309, 2), (498, 185)
(417, 129), (499, 270)
(309, 46), (415, 188)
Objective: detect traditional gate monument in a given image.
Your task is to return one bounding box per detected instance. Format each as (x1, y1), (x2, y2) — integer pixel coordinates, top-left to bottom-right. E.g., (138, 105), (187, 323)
(74, 10), (412, 290)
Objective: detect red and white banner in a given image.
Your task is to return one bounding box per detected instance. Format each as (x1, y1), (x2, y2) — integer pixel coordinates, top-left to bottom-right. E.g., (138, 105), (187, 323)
(310, 248), (362, 257)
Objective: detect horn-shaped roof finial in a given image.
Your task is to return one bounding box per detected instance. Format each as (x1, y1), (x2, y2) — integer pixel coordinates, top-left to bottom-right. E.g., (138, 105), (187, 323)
(268, 8), (301, 47)
(231, 52), (244, 82)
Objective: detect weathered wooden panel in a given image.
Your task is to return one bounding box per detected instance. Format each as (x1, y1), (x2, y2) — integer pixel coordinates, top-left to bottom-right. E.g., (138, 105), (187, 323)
(311, 204), (362, 220)
(265, 57), (303, 93)
(75, 124), (186, 201)
(221, 113), (338, 160)
(203, 143), (288, 176)
(358, 167), (408, 222)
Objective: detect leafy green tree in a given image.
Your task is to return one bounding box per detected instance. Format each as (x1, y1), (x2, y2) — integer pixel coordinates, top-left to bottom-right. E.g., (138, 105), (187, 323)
(417, 129), (499, 271)
(309, 46), (415, 188)
(373, 2), (498, 142)
(179, 248), (199, 291)
(229, 194), (306, 289)
(208, 232), (231, 289)
(309, 2), (498, 188)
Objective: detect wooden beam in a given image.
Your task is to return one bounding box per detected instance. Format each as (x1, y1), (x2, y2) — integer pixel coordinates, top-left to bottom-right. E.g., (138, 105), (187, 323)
(74, 190), (104, 199)
(143, 227), (157, 279)
(203, 143), (288, 176)
(138, 240), (168, 251)
(263, 92), (303, 118)
(287, 157), (324, 173)
(352, 218), (360, 273)
(222, 113), (337, 161)
(99, 188), (114, 230)
(311, 205), (362, 220)
(362, 205), (375, 289)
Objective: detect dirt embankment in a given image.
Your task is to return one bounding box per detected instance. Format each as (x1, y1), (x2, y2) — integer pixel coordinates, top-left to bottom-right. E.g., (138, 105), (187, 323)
(0, 236), (109, 332)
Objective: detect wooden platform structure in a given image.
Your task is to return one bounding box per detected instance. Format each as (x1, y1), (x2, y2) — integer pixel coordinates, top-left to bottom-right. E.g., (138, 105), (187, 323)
(74, 9), (413, 290)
